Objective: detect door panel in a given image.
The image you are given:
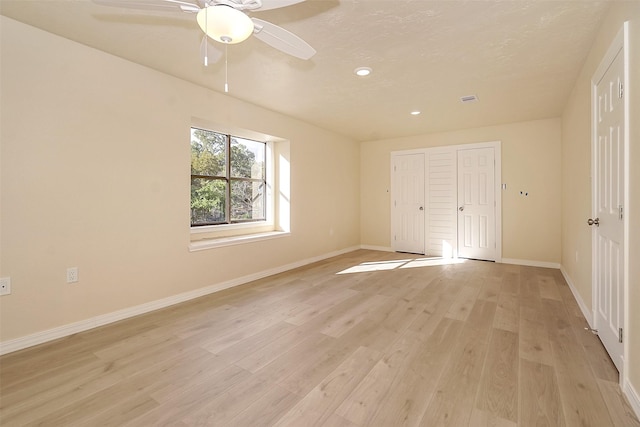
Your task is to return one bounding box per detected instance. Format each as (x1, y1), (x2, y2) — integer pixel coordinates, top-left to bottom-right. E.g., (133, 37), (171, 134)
(392, 153), (425, 254)
(457, 148), (495, 261)
(593, 45), (625, 371)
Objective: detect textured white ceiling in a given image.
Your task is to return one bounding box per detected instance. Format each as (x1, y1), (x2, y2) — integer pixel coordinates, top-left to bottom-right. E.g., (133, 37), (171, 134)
(1, 0), (610, 141)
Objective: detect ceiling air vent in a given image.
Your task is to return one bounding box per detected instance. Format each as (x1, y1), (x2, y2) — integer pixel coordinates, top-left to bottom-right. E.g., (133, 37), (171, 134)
(460, 95), (479, 103)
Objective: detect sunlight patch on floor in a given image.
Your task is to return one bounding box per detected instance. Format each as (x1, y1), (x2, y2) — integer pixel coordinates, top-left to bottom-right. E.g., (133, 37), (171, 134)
(400, 258), (466, 269)
(336, 257), (466, 274)
(336, 259), (413, 274)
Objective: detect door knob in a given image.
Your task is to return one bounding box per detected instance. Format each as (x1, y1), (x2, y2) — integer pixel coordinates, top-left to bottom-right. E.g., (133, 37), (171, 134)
(458, 206), (464, 211)
(419, 206), (424, 211)
(587, 218), (599, 226)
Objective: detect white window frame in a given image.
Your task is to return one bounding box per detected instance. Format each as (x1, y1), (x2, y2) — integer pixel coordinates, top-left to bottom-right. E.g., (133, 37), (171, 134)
(189, 119), (290, 251)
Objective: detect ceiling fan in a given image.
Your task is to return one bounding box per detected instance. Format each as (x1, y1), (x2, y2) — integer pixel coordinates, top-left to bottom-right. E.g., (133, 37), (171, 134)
(93, 0), (317, 64)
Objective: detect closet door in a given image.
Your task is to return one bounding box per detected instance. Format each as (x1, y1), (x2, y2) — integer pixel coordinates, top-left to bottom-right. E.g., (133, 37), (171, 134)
(426, 149), (457, 257)
(391, 153), (425, 254)
(457, 147), (496, 261)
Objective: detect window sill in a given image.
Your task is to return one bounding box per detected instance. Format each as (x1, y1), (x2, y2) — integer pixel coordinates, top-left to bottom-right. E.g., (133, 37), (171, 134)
(188, 230), (290, 252)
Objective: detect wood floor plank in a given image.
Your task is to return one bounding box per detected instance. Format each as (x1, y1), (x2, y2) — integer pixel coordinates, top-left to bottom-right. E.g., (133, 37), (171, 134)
(273, 346), (381, 427)
(1, 250), (636, 427)
(277, 320), (394, 396)
(419, 305), (493, 426)
(519, 270), (543, 312)
(554, 276), (587, 323)
(367, 317), (464, 427)
(407, 284), (460, 339)
(30, 383), (158, 427)
(226, 384), (299, 427)
(544, 300), (615, 427)
(493, 292), (520, 333)
(571, 324), (619, 383)
(500, 270), (521, 296)
(0, 360), (124, 425)
(444, 284), (480, 321)
(235, 331), (330, 373)
(478, 276), (503, 302)
(476, 329), (519, 422)
(465, 298), (498, 332)
(318, 293), (390, 338)
(597, 378), (640, 427)
(213, 320), (297, 359)
(124, 364), (251, 425)
(181, 364), (294, 425)
(518, 358), (565, 427)
(334, 331), (424, 425)
(537, 273), (563, 301)
(519, 313), (554, 366)
(284, 288), (360, 326)
(469, 408), (518, 427)
(130, 348), (230, 403)
(0, 341), (100, 392)
(199, 311), (289, 354)
(368, 295), (425, 334)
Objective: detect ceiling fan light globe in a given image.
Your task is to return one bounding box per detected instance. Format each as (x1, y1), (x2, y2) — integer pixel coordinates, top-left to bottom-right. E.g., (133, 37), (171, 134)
(196, 5), (254, 44)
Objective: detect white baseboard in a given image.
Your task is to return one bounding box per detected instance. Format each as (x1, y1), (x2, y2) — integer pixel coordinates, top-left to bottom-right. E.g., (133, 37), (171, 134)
(559, 265), (594, 327)
(360, 245), (393, 252)
(624, 378), (640, 421)
(0, 245), (360, 356)
(501, 258), (561, 269)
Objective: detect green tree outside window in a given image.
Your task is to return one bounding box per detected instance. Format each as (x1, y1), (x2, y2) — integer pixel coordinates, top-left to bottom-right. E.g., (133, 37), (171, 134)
(191, 128), (266, 226)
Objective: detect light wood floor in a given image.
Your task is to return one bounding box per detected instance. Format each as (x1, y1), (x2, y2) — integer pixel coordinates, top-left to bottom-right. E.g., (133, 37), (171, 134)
(1, 250), (639, 426)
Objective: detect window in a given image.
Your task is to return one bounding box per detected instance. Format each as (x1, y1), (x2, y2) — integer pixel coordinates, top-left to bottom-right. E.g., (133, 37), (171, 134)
(190, 128), (266, 227)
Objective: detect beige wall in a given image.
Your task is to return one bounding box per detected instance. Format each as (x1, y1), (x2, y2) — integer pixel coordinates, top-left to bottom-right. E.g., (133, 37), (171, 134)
(561, 1), (640, 402)
(360, 118), (562, 264)
(0, 17), (360, 342)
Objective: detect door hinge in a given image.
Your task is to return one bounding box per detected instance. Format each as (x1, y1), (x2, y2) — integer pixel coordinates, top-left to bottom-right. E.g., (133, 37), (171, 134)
(619, 82), (624, 99)
(619, 327), (623, 343)
(619, 205), (623, 220)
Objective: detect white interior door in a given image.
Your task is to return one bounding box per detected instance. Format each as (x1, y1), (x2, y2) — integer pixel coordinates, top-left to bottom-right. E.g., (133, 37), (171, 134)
(457, 147), (495, 261)
(592, 41), (625, 372)
(392, 153), (425, 254)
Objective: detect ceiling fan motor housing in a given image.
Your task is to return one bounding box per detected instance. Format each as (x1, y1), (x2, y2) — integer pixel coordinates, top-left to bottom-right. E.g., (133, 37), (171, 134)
(196, 4), (255, 44)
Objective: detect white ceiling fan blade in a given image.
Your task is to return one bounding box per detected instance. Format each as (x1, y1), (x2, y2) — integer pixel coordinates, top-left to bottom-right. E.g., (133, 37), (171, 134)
(200, 36), (223, 65)
(93, 0), (200, 13)
(251, 18), (315, 60)
(254, 0), (306, 12)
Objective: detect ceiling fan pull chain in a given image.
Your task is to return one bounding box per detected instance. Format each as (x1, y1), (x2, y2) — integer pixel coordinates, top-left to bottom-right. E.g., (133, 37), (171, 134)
(204, 6), (208, 66)
(225, 43), (229, 93)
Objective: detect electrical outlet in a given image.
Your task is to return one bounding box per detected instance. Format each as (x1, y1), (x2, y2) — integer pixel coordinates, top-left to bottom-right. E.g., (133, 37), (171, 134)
(67, 267), (79, 283)
(0, 277), (11, 296)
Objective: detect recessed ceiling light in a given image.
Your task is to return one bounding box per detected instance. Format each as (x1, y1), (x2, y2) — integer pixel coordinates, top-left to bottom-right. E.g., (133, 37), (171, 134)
(354, 67), (372, 77)
(410, 111), (421, 115)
